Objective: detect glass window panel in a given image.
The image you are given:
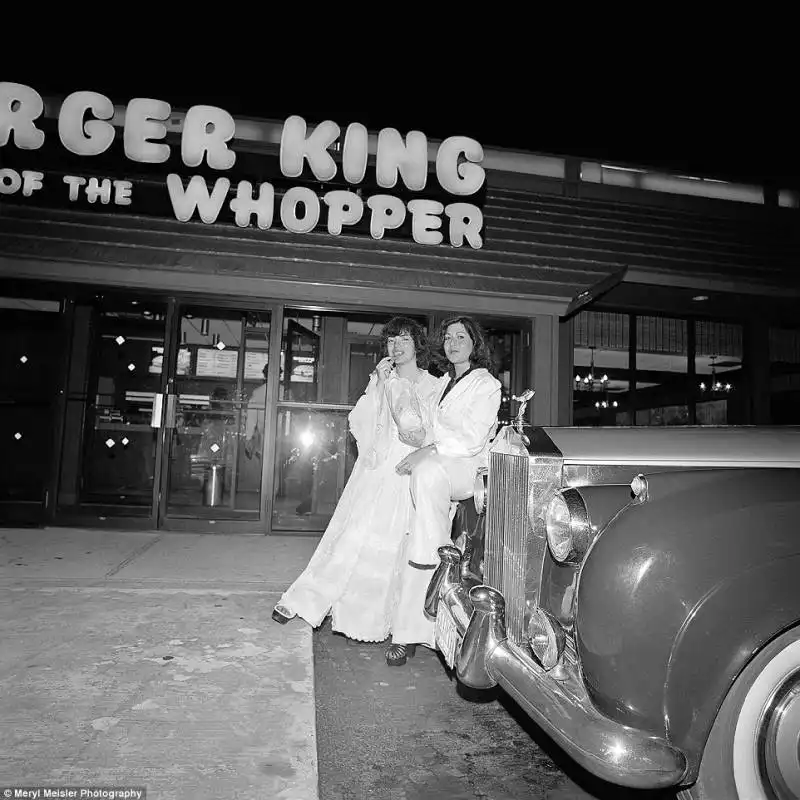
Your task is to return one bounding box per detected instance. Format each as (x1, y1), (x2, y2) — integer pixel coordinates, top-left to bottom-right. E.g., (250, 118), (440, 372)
(634, 316), (689, 426)
(769, 326), (800, 425)
(572, 311), (631, 426)
(166, 308), (270, 518)
(273, 407), (354, 531)
(694, 320), (743, 426)
(482, 327), (527, 425)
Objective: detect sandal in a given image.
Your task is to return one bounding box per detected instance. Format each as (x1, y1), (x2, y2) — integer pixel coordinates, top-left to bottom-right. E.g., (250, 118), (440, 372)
(271, 604), (296, 625)
(386, 643), (417, 667)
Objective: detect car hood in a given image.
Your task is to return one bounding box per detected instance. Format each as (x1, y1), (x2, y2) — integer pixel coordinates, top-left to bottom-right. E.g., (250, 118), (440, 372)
(538, 425), (800, 469)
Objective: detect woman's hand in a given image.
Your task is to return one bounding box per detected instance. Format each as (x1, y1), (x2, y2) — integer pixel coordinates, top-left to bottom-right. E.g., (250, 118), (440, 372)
(398, 427), (425, 447)
(374, 357), (395, 384)
(395, 444), (435, 475)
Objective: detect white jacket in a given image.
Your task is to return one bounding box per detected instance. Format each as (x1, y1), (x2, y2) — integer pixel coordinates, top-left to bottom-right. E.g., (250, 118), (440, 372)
(432, 368), (502, 461)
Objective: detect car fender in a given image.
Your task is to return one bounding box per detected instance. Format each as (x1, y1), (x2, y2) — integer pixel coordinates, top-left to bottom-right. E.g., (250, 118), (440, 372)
(574, 468), (800, 742)
(663, 556), (800, 779)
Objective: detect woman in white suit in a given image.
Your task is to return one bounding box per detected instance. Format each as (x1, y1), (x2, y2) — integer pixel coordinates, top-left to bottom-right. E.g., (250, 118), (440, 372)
(388, 316), (502, 666)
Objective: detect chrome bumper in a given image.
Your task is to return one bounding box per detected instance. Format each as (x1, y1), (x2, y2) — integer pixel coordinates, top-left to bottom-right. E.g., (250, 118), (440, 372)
(426, 546), (688, 791)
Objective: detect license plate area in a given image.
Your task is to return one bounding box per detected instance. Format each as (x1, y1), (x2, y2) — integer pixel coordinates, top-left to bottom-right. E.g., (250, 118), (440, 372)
(435, 601), (463, 670)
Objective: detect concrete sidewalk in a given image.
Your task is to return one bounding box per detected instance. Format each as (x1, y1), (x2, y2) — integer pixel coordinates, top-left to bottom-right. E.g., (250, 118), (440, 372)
(0, 527), (320, 800)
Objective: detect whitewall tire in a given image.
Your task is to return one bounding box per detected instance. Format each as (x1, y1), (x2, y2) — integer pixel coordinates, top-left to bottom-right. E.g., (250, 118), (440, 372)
(679, 628), (800, 800)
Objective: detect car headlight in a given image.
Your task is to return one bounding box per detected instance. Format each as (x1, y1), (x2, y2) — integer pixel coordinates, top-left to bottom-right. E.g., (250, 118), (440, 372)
(545, 489), (591, 564)
(528, 607), (566, 671)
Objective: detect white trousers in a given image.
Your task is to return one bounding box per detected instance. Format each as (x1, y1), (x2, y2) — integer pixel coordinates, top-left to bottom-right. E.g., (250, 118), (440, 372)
(391, 452), (478, 647)
(406, 453), (478, 566)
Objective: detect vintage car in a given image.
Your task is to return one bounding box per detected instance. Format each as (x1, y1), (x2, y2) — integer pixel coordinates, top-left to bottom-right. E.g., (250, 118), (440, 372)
(426, 398), (800, 798)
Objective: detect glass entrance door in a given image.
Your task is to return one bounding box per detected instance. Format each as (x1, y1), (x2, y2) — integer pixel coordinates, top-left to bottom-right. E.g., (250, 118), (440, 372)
(57, 294), (276, 532)
(58, 293), (170, 523)
(0, 297), (66, 525)
(158, 305), (273, 528)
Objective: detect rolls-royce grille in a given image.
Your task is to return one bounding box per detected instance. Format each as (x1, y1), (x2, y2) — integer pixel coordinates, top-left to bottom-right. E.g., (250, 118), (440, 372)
(484, 450), (530, 644)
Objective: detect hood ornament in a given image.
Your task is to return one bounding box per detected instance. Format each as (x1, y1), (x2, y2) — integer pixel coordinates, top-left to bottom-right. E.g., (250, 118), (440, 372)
(512, 389), (535, 432)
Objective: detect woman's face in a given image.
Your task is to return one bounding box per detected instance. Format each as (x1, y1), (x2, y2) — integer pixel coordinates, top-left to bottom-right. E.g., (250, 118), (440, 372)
(443, 322), (474, 368)
(387, 329), (417, 367)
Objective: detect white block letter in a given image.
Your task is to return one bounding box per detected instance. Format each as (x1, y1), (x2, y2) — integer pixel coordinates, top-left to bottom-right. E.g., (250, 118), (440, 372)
(408, 199), (444, 245)
(0, 82), (45, 149)
(22, 170), (44, 197)
(323, 190), (364, 235)
(342, 122), (368, 184)
(230, 181), (275, 229)
(182, 106), (236, 170)
(376, 128), (428, 191)
(63, 175), (87, 201)
(366, 195), (406, 240)
(280, 115), (339, 181)
(436, 136), (485, 196)
(58, 91), (115, 156)
(0, 168), (22, 194)
(167, 174), (230, 223)
(124, 98), (171, 163)
(280, 186), (321, 234)
(445, 202), (484, 249)
(114, 179), (133, 205)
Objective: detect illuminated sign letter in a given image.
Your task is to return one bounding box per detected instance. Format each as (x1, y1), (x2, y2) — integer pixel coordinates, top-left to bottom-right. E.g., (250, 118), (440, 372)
(0, 82), (45, 149)
(182, 106), (236, 170)
(167, 174), (231, 223)
(342, 123), (368, 185)
(280, 115), (339, 182)
(230, 181), (275, 229)
(113, 180), (133, 205)
(445, 203), (483, 249)
(436, 136), (485, 196)
(408, 199), (444, 245)
(124, 98), (171, 163)
(58, 91), (115, 156)
(323, 190), (364, 235)
(0, 169), (22, 194)
(366, 195), (406, 240)
(280, 186), (321, 233)
(375, 128), (428, 191)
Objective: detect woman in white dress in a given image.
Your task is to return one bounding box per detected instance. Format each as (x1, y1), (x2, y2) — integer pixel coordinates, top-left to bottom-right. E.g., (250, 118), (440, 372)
(271, 317), (442, 643)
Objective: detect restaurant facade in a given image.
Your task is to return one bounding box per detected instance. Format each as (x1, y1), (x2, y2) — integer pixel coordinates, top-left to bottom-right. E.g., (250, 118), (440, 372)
(2, 82), (799, 532)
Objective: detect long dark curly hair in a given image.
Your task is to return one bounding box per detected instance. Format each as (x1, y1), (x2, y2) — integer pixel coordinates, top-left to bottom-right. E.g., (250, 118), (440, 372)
(432, 315), (496, 377)
(380, 316), (430, 369)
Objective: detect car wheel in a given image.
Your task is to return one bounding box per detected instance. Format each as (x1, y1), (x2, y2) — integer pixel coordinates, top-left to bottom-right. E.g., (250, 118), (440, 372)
(678, 627), (800, 799)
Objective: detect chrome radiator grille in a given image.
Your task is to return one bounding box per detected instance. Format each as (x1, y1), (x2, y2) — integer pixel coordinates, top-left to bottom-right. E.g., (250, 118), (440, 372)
(484, 450), (530, 644)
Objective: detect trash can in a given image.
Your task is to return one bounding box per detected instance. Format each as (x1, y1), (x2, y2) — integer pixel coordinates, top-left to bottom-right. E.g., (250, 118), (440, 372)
(203, 464), (225, 507)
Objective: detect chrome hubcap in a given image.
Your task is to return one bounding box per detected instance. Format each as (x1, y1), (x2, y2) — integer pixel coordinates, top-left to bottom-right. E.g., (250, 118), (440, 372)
(758, 670), (800, 799)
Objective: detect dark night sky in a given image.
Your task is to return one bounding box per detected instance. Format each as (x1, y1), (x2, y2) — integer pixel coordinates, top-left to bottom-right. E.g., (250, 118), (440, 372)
(11, 71), (800, 189)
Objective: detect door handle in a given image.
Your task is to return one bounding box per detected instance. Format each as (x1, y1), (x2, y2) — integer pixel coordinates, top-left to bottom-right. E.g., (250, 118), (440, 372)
(150, 393), (164, 428)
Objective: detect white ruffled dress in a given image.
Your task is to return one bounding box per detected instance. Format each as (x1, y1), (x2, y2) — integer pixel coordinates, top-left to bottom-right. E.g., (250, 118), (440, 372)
(276, 369), (443, 642)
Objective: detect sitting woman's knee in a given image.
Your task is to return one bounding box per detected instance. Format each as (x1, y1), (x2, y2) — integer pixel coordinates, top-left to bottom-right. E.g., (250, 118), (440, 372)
(410, 453), (447, 484)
